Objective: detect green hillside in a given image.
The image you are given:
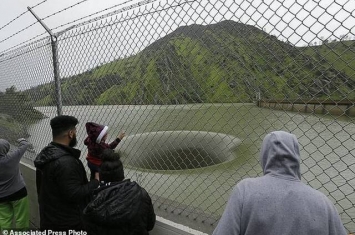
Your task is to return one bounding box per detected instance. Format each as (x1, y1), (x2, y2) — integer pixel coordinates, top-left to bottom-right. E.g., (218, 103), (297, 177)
(301, 41), (355, 99)
(25, 20), (355, 105)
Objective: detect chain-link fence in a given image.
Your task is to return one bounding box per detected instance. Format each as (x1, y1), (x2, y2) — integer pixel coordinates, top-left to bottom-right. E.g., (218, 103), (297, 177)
(0, 0), (354, 233)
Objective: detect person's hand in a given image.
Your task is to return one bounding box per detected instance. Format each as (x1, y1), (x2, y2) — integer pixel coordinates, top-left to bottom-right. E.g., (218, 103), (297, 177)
(94, 172), (100, 181)
(117, 131), (126, 140)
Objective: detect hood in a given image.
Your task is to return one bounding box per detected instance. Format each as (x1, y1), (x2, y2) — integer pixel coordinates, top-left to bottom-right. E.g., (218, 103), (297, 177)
(0, 139), (10, 157)
(34, 142), (80, 169)
(83, 180), (143, 226)
(260, 131), (301, 180)
(85, 122), (108, 144)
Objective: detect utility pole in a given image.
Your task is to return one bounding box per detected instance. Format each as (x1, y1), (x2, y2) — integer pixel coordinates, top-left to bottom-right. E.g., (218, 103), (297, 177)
(28, 7), (62, 116)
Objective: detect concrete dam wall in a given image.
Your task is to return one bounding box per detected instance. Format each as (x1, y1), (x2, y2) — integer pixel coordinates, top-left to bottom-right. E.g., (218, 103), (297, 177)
(257, 100), (355, 117)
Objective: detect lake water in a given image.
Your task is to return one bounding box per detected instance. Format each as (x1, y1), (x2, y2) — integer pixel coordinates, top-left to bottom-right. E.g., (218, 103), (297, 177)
(27, 104), (355, 233)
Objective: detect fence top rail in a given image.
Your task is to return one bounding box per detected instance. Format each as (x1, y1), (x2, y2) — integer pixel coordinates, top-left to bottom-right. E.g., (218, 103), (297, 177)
(259, 99), (355, 105)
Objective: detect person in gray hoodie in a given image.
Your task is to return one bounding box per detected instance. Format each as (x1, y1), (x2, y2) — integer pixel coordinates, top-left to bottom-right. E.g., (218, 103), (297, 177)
(0, 138), (31, 230)
(212, 131), (347, 235)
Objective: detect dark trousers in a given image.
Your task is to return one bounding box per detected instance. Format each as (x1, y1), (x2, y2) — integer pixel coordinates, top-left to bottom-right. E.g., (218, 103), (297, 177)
(87, 161), (100, 180)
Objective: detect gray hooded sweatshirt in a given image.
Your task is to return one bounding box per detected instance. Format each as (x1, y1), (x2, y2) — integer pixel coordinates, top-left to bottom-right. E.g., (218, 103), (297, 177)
(212, 131), (346, 235)
(0, 138), (30, 199)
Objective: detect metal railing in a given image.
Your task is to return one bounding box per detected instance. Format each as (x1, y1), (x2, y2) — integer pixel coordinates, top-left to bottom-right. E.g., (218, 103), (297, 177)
(0, 0), (354, 233)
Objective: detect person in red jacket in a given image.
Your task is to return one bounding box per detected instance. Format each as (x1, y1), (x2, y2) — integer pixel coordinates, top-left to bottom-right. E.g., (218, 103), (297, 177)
(84, 122), (126, 180)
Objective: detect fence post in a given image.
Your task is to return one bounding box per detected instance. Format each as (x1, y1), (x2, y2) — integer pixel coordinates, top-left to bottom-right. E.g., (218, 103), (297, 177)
(50, 37), (62, 116)
(27, 7), (62, 116)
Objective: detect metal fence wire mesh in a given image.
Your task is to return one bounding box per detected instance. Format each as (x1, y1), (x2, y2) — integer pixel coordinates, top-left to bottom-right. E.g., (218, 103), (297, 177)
(0, 0), (354, 233)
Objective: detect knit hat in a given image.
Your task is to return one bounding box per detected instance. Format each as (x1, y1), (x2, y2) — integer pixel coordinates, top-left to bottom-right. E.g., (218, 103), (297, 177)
(85, 122), (109, 144)
(100, 149), (125, 183)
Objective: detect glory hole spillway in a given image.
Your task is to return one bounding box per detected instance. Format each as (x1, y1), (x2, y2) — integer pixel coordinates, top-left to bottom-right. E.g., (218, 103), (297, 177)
(117, 131), (241, 170)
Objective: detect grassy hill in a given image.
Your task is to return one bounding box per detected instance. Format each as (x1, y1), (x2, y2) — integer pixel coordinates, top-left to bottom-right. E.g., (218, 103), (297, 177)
(301, 41), (355, 100)
(24, 20), (355, 105)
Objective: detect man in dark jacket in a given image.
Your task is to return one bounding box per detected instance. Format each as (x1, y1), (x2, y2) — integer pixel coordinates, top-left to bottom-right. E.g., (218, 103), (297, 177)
(34, 115), (99, 231)
(83, 149), (156, 235)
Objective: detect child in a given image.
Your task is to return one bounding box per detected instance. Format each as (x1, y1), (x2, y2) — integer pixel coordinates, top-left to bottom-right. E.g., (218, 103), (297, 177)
(84, 122), (126, 180)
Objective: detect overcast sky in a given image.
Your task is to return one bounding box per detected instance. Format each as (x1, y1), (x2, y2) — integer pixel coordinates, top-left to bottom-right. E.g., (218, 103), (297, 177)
(0, 0), (354, 91)
(1, 0), (354, 52)
(0, 0), (144, 52)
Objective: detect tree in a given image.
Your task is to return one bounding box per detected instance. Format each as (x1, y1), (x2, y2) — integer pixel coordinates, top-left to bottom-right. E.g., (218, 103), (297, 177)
(5, 85), (17, 94)
(0, 85), (43, 122)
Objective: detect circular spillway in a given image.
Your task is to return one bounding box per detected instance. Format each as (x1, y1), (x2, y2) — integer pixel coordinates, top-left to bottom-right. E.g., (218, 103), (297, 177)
(117, 131), (240, 170)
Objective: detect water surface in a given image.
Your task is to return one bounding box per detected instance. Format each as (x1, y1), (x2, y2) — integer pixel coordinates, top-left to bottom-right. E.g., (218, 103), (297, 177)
(27, 104), (355, 232)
